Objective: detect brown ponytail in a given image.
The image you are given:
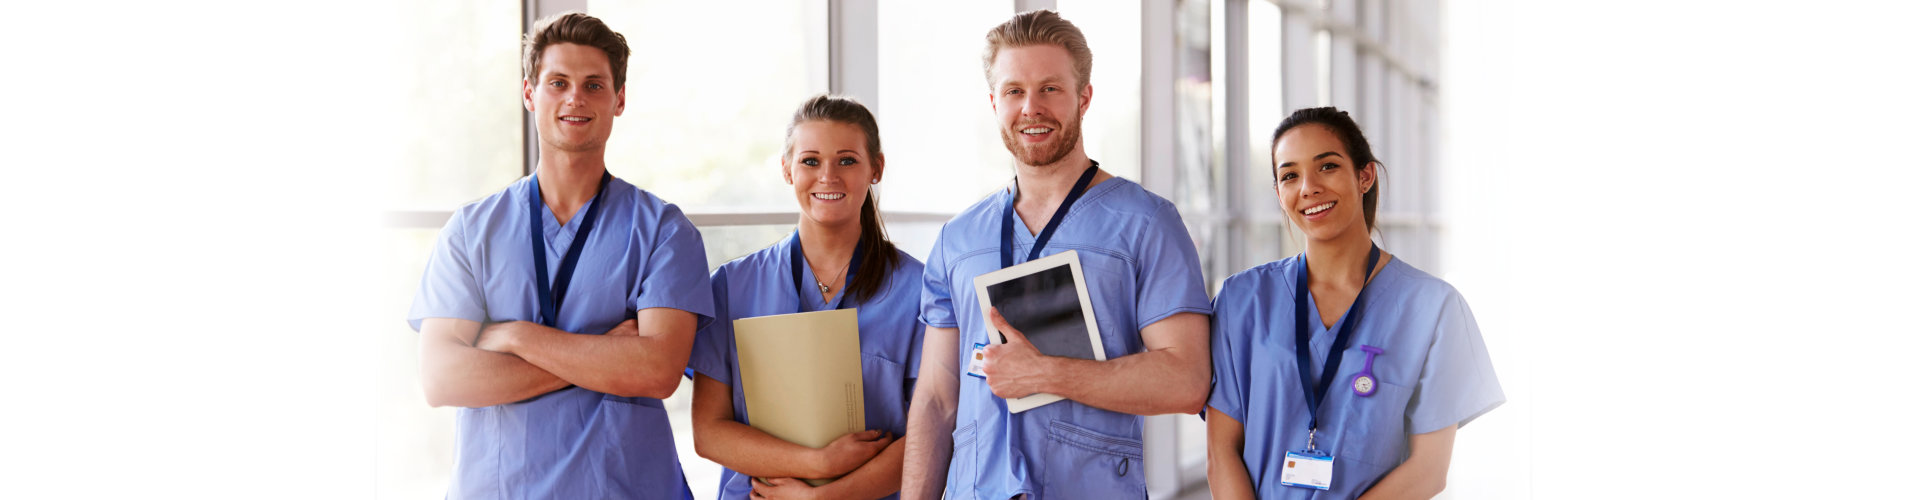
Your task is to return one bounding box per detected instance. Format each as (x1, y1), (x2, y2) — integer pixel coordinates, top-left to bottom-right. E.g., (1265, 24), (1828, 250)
(783, 94), (901, 302)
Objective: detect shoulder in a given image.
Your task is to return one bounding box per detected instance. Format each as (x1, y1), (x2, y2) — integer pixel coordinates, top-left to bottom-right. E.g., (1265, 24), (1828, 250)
(1371, 256), (1464, 306)
(714, 238), (789, 285)
(444, 176), (534, 238)
(1218, 256), (1300, 305)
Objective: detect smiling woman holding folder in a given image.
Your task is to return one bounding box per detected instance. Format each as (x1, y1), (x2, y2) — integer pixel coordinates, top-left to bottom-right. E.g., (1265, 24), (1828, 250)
(688, 95), (926, 500)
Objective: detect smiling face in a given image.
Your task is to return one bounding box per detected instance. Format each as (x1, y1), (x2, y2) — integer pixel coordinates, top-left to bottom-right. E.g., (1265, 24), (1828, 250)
(784, 120), (881, 228)
(1274, 124), (1376, 243)
(989, 44), (1090, 168)
(523, 43), (625, 154)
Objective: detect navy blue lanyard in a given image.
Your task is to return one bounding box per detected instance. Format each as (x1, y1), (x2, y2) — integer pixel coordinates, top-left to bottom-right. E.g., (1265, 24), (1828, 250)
(528, 171), (612, 328)
(788, 231), (865, 311)
(1000, 162), (1100, 268)
(1293, 245), (1382, 433)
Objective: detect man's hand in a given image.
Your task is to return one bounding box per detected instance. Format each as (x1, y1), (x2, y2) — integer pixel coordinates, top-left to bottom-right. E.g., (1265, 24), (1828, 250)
(981, 308), (1054, 400)
(809, 429), (893, 479)
(751, 477), (820, 500)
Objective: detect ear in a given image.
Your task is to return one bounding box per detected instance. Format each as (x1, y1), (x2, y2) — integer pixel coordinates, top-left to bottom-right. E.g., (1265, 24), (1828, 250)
(988, 91), (997, 114)
(613, 85), (626, 117)
(1359, 161), (1378, 193)
(1078, 82), (1093, 118)
(870, 152), (885, 183)
(781, 156), (794, 185)
(523, 78), (535, 113)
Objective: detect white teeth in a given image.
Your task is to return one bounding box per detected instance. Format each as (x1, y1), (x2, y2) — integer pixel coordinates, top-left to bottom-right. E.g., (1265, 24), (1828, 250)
(1021, 127), (1052, 134)
(813, 193), (846, 200)
(561, 117), (589, 122)
(1303, 202), (1334, 215)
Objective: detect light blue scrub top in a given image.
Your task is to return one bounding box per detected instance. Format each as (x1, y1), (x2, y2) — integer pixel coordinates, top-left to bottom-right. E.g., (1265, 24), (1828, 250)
(1208, 255), (1504, 498)
(689, 232), (926, 500)
(921, 177), (1212, 499)
(408, 175), (716, 500)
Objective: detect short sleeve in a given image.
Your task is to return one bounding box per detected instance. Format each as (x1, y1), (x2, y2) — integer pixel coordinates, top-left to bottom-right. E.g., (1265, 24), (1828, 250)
(918, 224), (959, 329)
(1135, 203), (1214, 328)
(687, 266), (734, 384)
(407, 211), (486, 332)
(1204, 278), (1251, 423)
(1406, 292), (1506, 434)
(632, 203), (716, 331)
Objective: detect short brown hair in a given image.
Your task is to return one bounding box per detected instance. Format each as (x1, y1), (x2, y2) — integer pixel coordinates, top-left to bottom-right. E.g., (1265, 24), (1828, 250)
(522, 12), (631, 91)
(982, 9), (1093, 91)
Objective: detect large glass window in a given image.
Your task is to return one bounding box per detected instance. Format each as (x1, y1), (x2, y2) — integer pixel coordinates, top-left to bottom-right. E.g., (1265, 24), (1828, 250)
(379, 0), (524, 211)
(589, 0), (828, 214)
(876, 0), (1015, 218)
(1056, 0), (1143, 180)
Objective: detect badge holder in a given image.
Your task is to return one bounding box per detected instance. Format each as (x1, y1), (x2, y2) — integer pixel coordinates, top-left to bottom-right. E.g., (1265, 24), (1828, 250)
(1280, 428), (1334, 490)
(966, 343), (988, 379)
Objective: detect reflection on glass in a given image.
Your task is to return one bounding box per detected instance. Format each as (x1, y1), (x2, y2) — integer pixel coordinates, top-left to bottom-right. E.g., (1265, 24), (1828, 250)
(1056, 0), (1143, 181)
(384, 0), (523, 211)
(877, 0), (1013, 214)
(589, 0), (826, 212)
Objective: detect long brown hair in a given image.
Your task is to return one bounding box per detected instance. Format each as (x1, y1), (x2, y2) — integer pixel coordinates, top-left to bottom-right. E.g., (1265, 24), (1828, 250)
(783, 95), (901, 303)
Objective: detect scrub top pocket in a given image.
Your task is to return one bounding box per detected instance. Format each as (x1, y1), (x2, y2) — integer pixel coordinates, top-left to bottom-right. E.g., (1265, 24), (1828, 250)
(1337, 378), (1415, 473)
(1043, 420), (1146, 498)
(947, 422), (980, 500)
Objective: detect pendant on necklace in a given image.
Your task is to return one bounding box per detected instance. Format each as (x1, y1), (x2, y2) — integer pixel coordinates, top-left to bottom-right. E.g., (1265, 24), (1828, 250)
(818, 281), (831, 295)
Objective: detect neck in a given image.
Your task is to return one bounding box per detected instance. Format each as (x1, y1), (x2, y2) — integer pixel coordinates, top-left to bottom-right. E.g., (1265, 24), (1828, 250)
(1303, 224), (1377, 289)
(1012, 146), (1103, 213)
(797, 216), (862, 280)
(533, 154), (608, 223)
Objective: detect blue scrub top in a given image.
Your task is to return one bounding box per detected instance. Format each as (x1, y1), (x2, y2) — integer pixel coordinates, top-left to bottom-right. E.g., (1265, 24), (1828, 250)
(920, 176), (1213, 499)
(1208, 255), (1504, 498)
(689, 232), (926, 500)
(408, 175), (716, 500)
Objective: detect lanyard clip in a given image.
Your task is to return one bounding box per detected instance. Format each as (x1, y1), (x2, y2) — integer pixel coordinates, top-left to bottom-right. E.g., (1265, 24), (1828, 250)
(1306, 427), (1318, 453)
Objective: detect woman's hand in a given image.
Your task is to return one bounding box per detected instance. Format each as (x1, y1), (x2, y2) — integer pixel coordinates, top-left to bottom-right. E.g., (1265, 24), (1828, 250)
(808, 429), (894, 478)
(751, 477), (821, 500)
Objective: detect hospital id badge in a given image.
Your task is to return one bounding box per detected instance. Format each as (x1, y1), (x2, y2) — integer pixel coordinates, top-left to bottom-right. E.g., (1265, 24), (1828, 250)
(966, 343), (988, 379)
(1279, 450), (1334, 490)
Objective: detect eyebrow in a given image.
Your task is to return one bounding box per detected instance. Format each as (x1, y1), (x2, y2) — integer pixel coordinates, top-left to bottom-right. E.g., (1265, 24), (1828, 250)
(1278, 151), (1345, 168)
(798, 149), (863, 156)
(544, 72), (608, 80)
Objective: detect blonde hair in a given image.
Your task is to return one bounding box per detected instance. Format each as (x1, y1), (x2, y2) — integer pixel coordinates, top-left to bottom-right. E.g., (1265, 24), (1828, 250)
(981, 9), (1093, 91)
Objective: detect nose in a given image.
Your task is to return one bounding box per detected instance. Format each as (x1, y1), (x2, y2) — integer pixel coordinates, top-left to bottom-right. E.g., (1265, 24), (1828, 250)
(1298, 171), (1323, 198)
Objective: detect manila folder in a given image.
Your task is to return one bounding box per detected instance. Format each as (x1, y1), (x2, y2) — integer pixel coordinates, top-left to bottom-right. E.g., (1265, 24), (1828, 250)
(733, 307), (866, 459)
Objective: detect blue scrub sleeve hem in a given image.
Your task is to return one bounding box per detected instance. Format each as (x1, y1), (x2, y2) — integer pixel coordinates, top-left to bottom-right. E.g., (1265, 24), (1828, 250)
(634, 304), (717, 333)
(1137, 306), (1214, 332)
(1412, 398), (1505, 435)
(918, 315), (959, 329)
(686, 364), (731, 386)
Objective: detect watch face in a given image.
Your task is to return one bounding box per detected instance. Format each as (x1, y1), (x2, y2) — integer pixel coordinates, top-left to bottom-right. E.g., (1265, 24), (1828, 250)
(1353, 375), (1374, 394)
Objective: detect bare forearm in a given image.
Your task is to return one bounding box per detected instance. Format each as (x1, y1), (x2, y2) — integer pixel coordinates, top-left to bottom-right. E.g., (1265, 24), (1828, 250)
(508, 327), (686, 398)
(1357, 425), (1456, 500)
(900, 393), (955, 500)
(901, 326), (959, 500)
(419, 319), (568, 408)
(1039, 348), (1208, 415)
(1206, 407), (1257, 500)
(692, 417), (838, 478)
(814, 438), (906, 500)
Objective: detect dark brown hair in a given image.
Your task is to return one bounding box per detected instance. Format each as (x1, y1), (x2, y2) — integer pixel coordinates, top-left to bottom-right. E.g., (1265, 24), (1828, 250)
(1270, 106), (1382, 230)
(783, 95), (900, 303)
(522, 12), (631, 91)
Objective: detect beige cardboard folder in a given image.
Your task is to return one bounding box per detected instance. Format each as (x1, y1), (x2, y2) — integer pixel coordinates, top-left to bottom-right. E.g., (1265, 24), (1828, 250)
(733, 307), (865, 485)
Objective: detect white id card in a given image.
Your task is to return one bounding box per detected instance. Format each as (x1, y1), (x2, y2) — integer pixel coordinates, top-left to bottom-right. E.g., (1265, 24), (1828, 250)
(966, 343), (988, 379)
(1279, 450), (1333, 490)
